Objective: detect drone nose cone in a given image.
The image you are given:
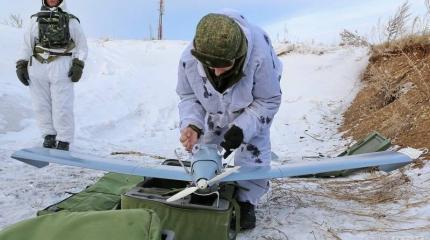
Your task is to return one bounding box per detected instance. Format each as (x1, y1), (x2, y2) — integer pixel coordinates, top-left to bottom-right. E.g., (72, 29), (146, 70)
(197, 179), (208, 189)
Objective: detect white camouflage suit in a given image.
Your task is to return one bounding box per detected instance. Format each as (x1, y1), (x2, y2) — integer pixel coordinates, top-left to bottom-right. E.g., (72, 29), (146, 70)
(176, 11), (283, 205)
(18, 0), (88, 143)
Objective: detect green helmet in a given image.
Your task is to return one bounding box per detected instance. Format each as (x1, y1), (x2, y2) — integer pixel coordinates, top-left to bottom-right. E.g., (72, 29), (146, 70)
(191, 13), (247, 68)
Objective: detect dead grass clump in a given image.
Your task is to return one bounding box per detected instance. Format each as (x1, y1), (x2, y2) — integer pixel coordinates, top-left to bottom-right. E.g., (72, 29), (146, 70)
(339, 29), (370, 47)
(371, 35), (430, 61)
(267, 171), (411, 207)
(385, 2), (411, 44)
(370, 0), (430, 54)
(322, 171), (411, 204)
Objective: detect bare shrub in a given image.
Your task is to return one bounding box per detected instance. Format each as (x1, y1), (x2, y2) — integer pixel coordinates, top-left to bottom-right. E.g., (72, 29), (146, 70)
(366, 63), (403, 109)
(1, 14), (23, 28)
(324, 171), (412, 204)
(385, 1), (411, 43)
(339, 29), (369, 47)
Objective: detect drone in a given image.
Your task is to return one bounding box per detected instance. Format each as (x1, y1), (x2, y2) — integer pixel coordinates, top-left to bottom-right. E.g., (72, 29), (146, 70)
(12, 144), (412, 202)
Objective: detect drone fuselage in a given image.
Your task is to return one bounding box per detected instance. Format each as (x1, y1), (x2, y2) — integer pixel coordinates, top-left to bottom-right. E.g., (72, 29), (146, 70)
(190, 144), (223, 192)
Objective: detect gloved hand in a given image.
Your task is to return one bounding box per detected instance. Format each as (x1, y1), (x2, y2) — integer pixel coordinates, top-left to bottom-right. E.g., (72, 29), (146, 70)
(220, 125), (244, 158)
(16, 60), (29, 86)
(68, 58), (85, 82)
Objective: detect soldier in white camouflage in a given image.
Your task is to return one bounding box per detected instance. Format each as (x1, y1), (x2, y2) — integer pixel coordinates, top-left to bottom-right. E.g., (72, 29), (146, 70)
(16, 0), (88, 151)
(177, 10), (283, 230)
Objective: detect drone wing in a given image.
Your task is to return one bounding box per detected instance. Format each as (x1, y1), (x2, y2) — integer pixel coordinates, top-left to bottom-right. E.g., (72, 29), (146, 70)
(221, 151), (412, 181)
(11, 147), (192, 181)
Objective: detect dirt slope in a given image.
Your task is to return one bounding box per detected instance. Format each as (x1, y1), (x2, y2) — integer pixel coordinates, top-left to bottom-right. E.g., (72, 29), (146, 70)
(341, 39), (430, 158)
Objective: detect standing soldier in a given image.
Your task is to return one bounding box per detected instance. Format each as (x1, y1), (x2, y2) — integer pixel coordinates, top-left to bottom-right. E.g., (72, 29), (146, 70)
(177, 11), (282, 230)
(16, 0), (88, 151)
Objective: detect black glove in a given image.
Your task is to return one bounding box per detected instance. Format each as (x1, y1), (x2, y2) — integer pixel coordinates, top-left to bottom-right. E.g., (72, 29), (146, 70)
(16, 60), (29, 86)
(220, 125), (244, 158)
(68, 58), (85, 82)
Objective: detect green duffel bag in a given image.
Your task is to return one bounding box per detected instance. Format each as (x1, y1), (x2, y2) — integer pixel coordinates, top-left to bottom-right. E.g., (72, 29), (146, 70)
(0, 209), (161, 240)
(121, 177), (240, 240)
(38, 173), (144, 215)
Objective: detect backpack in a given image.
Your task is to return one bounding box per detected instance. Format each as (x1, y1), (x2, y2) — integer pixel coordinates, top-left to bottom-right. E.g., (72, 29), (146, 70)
(0, 209), (162, 240)
(37, 172), (144, 215)
(31, 9), (79, 49)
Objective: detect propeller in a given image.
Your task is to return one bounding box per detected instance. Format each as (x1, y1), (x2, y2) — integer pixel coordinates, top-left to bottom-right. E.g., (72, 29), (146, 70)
(166, 166), (240, 202)
(207, 166), (240, 186)
(166, 186), (199, 202)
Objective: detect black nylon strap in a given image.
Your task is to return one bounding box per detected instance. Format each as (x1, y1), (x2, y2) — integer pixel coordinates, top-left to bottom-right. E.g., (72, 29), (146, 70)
(47, 51), (72, 56)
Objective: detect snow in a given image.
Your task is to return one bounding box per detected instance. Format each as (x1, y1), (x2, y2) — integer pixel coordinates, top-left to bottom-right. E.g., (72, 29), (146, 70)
(1, 25), (429, 239)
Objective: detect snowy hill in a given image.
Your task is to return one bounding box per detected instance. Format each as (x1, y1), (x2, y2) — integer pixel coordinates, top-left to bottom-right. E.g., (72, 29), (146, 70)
(1, 25), (429, 239)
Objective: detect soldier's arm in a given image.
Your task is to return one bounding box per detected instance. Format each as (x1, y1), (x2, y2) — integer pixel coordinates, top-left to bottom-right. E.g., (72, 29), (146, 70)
(18, 19), (36, 61)
(69, 18), (88, 61)
(176, 60), (206, 132)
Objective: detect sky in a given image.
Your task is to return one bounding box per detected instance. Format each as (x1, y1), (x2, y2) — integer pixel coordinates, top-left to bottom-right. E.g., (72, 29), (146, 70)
(0, 0), (427, 43)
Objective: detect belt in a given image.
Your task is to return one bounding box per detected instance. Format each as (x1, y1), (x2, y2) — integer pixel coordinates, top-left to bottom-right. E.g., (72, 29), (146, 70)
(33, 51), (73, 64)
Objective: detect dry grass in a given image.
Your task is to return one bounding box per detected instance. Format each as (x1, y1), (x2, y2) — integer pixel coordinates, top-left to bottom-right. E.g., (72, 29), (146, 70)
(386, 1), (411, 43)
(370, 40), (430, 104)
(372, 0), (430, 53)
(268, 171), (412, 206)
(372, 34), (430, 55)
(259, 171), (429, 238)
(321, 171), (411, 204)
(342, 1), (430, 151)
(370, 0), (430, 52)
(339, 29), (369, 47)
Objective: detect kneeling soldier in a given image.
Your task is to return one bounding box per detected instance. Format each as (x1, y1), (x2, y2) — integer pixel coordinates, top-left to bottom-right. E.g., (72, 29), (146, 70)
(177, 10), (283, 230)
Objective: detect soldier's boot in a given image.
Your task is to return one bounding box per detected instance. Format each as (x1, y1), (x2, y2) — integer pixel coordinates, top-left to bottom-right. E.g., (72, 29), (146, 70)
(57, 141), (70, 151)
(238, 201), (256, 230)
(43, 135), (57, 149)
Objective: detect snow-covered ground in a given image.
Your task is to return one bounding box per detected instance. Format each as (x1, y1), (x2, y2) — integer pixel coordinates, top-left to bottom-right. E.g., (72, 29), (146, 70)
(0, 25), (429, 239)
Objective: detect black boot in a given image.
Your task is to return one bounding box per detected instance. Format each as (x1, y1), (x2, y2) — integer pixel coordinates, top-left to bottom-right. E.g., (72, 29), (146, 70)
(238, 201), (256, 230)
(43, 135), (56, 148)
(57, 141), (70, 151)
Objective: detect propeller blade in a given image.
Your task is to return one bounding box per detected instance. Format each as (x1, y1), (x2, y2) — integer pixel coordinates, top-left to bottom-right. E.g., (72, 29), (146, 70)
(207, 166), (241, 186)
(166, 186), (198, 202)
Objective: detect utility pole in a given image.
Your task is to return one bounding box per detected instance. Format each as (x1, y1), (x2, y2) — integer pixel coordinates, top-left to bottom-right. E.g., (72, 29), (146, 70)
(158, 0), (164, 40)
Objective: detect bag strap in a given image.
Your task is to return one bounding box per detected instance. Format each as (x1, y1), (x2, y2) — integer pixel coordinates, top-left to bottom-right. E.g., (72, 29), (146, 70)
(68, 13), (80, 23)
(37, 192), (78, 216)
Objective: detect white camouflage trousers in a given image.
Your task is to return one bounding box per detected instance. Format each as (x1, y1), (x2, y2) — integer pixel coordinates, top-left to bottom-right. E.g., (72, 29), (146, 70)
(28, 56), (74, 143)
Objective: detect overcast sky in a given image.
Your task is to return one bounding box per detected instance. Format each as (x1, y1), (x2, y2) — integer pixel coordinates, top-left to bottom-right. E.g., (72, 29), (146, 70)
(0, 0), (427, 43)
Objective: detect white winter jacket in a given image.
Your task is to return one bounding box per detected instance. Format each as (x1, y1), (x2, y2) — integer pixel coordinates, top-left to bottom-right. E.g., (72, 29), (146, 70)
(177, 10), (282, 165)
